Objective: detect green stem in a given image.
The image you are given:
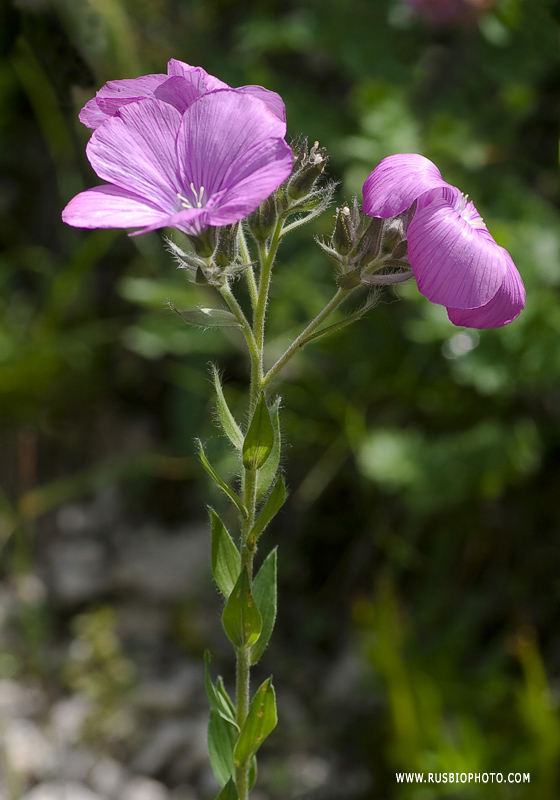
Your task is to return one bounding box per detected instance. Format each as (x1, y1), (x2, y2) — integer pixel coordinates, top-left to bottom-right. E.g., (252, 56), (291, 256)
(253, 221), (283, 370)
(239, 226), (259, 312)
(262, 286), (355, 389)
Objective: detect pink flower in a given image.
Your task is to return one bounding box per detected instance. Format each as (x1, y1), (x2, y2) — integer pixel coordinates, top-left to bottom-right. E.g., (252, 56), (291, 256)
(79, 59), (285, 130)
(62, 90), (293, 237)
(362, 154), (525, 328)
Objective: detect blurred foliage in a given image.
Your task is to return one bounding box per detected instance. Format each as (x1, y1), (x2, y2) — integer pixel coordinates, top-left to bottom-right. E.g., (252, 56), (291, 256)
(63, 606), (136, 746)
(1, 0), (560, 797)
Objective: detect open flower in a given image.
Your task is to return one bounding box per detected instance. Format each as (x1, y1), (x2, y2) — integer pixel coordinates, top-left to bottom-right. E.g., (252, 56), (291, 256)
(62, 90), (293, 237)
(362, 154), (525, 328)
(79, 59), (286, 131)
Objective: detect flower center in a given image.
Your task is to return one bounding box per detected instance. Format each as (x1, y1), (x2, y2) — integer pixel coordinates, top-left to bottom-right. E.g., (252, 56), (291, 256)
(453, 192), (487, 230)
(177, 184), (206, 210)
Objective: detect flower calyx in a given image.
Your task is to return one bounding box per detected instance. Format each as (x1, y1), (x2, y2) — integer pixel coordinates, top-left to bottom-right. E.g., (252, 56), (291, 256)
(248, 194), (278, 243)
(287, 137), (328, 202)
(167, 225), (249, 287)
(317, 197), (414, 290)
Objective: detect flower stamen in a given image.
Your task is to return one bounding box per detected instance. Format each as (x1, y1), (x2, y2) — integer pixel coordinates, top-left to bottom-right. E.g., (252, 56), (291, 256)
(177, 185), (206, 209)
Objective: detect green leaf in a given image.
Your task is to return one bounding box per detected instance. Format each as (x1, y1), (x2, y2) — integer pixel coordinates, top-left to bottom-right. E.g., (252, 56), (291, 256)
(204, 651), (239, 730)
(249, 756), (258, 791)
(212, 365), (244, 451)
(173, 305), (242, 328)
(208, 709), (236, 787)
(251, 549), (277, 665)
(256, 399), (281, 499)
(234, 678), (278, 767)
(210, 508), (241, 598)
(197, 440), (248, 518)
(243, 394), (274, 471)
(216, 779), (238, 800)
(222, 567), (262, 648)
(249, 478), (286, 548)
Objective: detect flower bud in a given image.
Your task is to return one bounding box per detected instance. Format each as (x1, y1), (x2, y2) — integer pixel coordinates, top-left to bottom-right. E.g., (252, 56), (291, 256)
(331, 205), (354, 256)
(214, 223), (240, 269)
(187, 227), (218, 258)
(380, 219), (405, 255)
(287, 139), (327, 200)
(248, 194), (278, 243)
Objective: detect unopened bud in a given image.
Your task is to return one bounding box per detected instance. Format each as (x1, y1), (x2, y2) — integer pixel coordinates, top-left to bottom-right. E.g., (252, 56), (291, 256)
(356, 217), (383, 267)
(380, 219), (404, 255)
(392, 240), (408, 260)
(187, 228), (217, 258)
(248, 194), (278, 242)
(332, 205), (353, 256)
(288, 139), (327, 200)
(214, 223), (240, 269)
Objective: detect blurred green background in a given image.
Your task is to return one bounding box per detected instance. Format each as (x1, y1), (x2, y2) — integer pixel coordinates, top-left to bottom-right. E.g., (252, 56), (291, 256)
(1, 0), (560, 798)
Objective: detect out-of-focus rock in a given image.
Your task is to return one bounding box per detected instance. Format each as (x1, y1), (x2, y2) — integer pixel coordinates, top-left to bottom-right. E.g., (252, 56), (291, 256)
(20, 781), (103, 800)
(132, 663), (203, 714)
(1, 718), (55, 779)
(89, 757), (128, 798)
(48, 538), (108, 604)
(49, 696), (93, 745)
(111, 525), (210, 601)
(120, 775), (169, 800)
(131, 716), (207, 777)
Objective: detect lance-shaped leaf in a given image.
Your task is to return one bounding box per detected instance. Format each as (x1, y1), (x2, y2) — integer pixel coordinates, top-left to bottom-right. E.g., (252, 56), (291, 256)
(212, 365), (244, 451)
(222, 567), (262, 648)
(234, 678), (278, 767)
(210, 509), (241, 598)
(204, 651), (239, 729)
(208, 709), (236, 787)
(243, 394), (274, 471)
(249, 756), (258, 791)
(256, 399), (281, 499)
(173, 304), (242, 329)
(197, 440), (248, 518)
(216, 780), (238, 800)
(251, 549), (277, 665)
(249, 478), (286, 549)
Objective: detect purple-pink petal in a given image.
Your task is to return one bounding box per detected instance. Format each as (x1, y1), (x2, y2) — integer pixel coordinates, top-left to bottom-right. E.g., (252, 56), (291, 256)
(79, 74), (168, 129)
(175, 90), (293, 219)
(447, 249), (525, 328)
(86, 99), (183, 213)
(166, 59), (229, 92)
(407, 185), (506, 309)
(235, 85), (286, 124)
(362, 153), (449, 218)
(62, 185), (169, 229)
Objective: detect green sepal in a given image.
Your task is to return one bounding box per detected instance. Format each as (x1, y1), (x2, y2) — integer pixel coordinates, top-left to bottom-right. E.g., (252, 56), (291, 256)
(210, 509), (241, 598)
(175, 306), (241, 328)
(251, 549), (277, 665)
(212, 365), (244, 451)
(222, 567), (263, 648)
(216, 779), (238, 800)
(243, 394), (274, 471)
(234, 678), (278, 767)
(208, 709), (236, 787)
(249, 478), (286, 549)
(197, 440), (248, 518)
(204, 651), (239, 730)
(256, 399), (281, 499)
